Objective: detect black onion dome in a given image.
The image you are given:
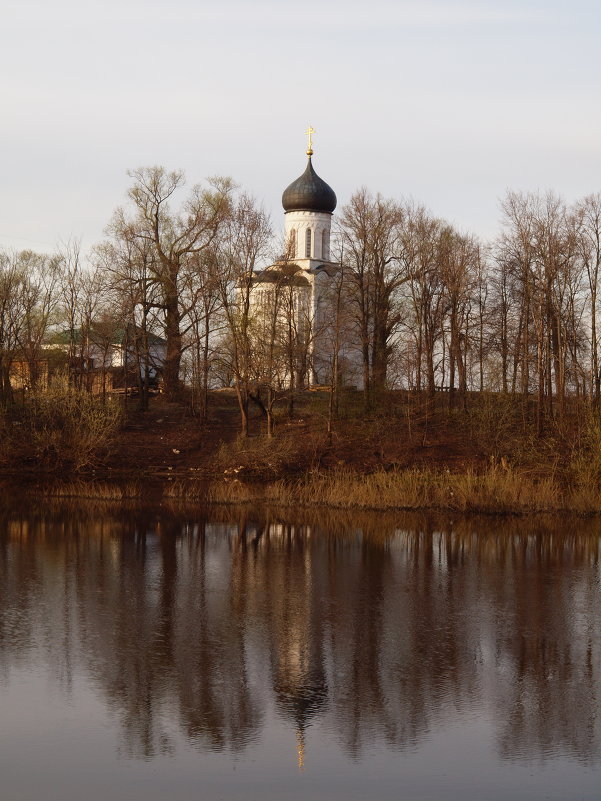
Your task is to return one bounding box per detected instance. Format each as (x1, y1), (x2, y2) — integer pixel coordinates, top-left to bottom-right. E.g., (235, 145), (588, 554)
(282, 157), (337, 213)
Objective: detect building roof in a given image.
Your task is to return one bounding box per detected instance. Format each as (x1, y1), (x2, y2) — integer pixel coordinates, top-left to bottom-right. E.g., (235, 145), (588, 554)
(253, 267), (311, 287)
(282, 156), (337, 214)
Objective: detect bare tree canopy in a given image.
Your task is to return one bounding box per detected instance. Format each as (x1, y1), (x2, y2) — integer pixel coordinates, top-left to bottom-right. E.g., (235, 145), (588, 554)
(106, 167), (234, 399)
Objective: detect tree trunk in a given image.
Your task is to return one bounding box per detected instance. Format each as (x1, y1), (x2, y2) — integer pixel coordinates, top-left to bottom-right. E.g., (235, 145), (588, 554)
(266, 386), (274, 439)
(234, 382), (249, 436)
(164, 288), (182, 401)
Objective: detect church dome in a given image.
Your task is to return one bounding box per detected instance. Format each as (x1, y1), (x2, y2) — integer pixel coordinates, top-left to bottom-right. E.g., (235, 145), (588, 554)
(282, 157), (337, 214)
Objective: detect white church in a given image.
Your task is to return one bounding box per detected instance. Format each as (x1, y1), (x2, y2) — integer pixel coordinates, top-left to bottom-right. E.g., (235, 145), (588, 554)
(248, 130), (359, 388)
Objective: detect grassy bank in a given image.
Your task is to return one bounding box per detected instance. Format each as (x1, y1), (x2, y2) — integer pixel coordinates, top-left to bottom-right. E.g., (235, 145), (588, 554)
(6, 388), (601, 515)
(33, 465), (601, 515)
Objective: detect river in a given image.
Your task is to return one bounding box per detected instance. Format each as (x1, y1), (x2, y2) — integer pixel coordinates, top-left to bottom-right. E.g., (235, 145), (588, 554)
(0, 503), (599, 800)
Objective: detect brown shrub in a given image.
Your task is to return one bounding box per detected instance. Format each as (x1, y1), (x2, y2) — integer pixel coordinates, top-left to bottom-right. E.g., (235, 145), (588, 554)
(9, 374), (123, 471)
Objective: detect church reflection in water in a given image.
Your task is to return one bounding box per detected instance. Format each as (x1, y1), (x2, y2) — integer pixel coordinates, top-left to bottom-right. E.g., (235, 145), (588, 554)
(0, 505), (600, 765)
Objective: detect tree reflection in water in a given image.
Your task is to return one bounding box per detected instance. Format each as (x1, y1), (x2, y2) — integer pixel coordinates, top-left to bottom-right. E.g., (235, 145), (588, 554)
(0, 505), (600, 766)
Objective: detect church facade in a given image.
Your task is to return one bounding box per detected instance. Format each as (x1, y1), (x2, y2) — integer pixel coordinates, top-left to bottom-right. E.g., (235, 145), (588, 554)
(248, 133), (359, 388)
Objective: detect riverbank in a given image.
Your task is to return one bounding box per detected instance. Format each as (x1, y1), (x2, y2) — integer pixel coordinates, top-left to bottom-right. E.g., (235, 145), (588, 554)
(3, 389), (601, 515)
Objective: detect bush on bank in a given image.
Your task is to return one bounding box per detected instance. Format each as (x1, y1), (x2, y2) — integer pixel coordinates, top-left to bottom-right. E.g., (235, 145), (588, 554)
(2, 375), (122, 471)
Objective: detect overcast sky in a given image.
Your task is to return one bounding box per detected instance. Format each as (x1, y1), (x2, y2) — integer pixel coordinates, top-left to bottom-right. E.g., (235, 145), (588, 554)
(2, 0), (600, 254)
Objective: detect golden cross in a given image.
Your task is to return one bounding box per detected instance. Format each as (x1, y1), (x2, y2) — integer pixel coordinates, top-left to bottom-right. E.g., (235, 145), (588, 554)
(305, 125), (315, 156)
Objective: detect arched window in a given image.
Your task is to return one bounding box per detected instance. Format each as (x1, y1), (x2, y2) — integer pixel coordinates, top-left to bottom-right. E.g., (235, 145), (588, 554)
(289, 228), (296, 257)
(305, 228), (312, 258)
(322, 229), (330, 261)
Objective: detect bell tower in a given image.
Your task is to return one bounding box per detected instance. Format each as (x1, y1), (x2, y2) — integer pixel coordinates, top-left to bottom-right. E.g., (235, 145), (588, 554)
(281, 127), (337, 268)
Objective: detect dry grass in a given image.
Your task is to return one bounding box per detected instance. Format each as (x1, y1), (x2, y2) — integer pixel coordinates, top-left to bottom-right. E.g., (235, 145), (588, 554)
(264, 468), (564, 513)
(42, 481), (143, 500)
(166, 466), (599, 515)
(12, 462), (601, 515)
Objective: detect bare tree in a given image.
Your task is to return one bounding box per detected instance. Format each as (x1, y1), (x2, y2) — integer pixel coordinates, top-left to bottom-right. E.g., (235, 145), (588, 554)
(575, 193), (601, 401)
(498, 191), (584, 432)
(15, 251), (61, 391)
(337, 189), (406, 405)
(181, 251), (224, 422)
(400, 207), (447, 400)
(0, 252), (29, 406)
(215, 193), (273, 435)
(109, 167), (233, 400)
(438, 228), (479, 409)
(96, 226), (163, 410)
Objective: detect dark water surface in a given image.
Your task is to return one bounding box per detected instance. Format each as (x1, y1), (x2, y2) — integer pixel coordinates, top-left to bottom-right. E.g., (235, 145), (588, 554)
(0, 504), (600, 800)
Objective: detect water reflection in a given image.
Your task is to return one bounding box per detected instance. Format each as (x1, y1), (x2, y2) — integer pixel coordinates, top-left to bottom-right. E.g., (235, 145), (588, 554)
(0, 506), (600, 768)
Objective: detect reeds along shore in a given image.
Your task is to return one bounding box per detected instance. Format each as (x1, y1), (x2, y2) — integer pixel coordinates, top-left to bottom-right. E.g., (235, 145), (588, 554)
(32, 466), (601, 515)
(187, 468), (601, 515)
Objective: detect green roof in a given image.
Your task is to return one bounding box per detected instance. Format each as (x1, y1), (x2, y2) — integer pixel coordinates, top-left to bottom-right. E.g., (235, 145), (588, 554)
(45, 326), (166, 347)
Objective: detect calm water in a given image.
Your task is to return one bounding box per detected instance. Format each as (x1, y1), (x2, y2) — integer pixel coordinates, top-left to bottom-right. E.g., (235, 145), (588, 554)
(0, 504), (600, 800)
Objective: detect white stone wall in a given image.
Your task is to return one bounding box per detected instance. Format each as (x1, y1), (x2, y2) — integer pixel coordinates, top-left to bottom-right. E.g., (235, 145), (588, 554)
(284, 210), (332, 260)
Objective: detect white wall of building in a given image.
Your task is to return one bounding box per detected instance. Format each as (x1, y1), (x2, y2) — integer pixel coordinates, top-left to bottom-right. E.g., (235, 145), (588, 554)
(284, 210), (332, 261)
